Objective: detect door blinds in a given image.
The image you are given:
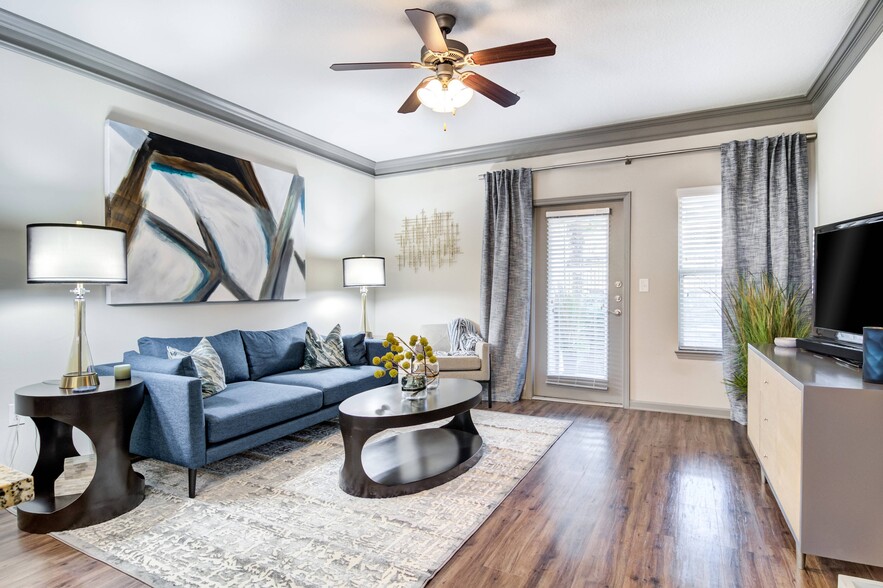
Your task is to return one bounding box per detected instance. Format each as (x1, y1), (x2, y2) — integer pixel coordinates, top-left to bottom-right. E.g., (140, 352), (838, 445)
(545, 208), (610, 390)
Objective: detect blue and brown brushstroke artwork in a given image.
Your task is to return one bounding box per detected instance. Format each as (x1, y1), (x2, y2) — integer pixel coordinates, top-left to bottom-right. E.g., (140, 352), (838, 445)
(104, 120), (306, 304)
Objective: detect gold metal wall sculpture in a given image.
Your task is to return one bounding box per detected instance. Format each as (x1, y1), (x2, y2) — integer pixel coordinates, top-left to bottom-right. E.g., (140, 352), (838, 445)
(395, 209), (461, 271)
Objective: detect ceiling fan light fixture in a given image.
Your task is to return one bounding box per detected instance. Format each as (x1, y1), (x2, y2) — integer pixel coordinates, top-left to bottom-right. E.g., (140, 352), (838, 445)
(417, 77), (474, 113)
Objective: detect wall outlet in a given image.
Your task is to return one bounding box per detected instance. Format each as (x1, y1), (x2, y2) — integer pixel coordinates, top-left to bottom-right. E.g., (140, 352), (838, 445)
(639, 278), (650, 292)
(8, 403), (22, 427)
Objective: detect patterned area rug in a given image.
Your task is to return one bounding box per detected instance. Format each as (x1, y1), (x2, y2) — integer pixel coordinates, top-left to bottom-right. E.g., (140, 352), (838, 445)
(53, 410), (571, 587)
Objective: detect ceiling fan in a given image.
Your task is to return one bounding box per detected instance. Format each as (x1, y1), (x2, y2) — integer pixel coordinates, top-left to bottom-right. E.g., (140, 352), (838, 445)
(330, 8), (556, 114)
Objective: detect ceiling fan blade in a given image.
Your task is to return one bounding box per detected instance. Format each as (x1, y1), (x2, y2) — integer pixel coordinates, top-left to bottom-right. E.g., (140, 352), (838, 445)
(398, 79), (432, 114)
(469, 38), (557, 65)
(405, 8), (448, 53)
(461, 73), (520, 107)
(330, 62), (421, 71)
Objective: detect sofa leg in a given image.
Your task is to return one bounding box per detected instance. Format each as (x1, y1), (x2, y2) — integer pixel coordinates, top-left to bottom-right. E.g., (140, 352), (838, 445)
(188, 468), (197, 498)
(487, 380), (493, 409)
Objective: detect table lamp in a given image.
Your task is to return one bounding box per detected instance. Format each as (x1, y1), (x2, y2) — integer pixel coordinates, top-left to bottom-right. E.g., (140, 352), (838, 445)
(342, 256), (385, 338)
(27, 222), (128, 389)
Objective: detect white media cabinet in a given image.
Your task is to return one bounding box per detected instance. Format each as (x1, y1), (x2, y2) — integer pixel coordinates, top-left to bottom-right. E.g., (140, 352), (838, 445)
(747, 344), (883, 569)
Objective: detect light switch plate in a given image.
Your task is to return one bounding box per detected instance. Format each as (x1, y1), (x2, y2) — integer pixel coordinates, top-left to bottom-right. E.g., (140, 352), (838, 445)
(639, 278), (649, 292)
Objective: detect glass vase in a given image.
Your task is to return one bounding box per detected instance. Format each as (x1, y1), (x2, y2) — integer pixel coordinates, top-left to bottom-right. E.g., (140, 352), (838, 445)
(421, 361), (440, 389)
(401, 373), (427, 400)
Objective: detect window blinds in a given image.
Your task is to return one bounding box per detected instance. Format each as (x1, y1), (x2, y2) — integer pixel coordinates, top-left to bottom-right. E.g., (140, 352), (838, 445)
(677, 189), (723, 351)
(545, 208), (610, 389)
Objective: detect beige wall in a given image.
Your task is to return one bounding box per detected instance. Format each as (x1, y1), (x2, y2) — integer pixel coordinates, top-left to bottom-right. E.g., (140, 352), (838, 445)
(375, 121), (817, 412)
(0, 48), (375, 470)
(816, 33), (883, 225)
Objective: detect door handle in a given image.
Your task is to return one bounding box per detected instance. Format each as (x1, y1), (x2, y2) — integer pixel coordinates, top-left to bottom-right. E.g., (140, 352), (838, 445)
(611, 309), (622, 316)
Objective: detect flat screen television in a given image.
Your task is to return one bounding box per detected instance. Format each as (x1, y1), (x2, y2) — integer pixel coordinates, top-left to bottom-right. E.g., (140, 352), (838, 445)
(800, 210), (883, 363)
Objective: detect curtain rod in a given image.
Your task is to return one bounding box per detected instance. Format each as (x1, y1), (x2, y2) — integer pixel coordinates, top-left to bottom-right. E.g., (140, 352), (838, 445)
(478, 132), (817, 179)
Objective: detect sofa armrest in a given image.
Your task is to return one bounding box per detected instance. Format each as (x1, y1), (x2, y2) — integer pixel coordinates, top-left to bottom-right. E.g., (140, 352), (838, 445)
(95, 362), (121, 376)
(475, 341), (490, 367)
(365, 338), (386, 362)
(129, 371), (208, 469)
(365, 338), (397, 385)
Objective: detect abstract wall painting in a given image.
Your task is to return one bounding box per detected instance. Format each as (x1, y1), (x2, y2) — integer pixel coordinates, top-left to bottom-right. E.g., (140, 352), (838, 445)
(104, 120), (306, 304)
(395, 209), (461, 272)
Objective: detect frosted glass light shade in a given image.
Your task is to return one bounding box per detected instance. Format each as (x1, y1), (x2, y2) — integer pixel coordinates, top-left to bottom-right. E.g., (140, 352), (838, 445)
(342, 256), (386, 287)
(27, 223), (128, 284)
(417, 78), (474, 113)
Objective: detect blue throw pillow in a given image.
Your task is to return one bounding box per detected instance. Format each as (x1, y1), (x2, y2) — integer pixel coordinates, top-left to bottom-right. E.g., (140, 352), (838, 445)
(123, 350), (198, 377)
(241, 322), (308, 380)
(342, 332), (368, 365)
(137, 329), (249, 384)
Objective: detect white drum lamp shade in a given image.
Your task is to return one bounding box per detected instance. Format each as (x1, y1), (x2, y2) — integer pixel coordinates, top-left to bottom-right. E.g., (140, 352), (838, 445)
(27, 223), (128, 284)
(342, 256), (385, 337)
(26, 223), (128, 389)
(342, 256), (386, 288)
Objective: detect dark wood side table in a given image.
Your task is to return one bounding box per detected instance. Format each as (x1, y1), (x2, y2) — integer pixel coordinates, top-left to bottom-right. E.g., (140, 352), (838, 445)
(14, 376), (145, 533)
(338, 378), (483, 498)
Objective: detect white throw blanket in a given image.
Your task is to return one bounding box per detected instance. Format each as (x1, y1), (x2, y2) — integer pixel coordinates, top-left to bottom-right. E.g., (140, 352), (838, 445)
(446, 318), (484, 356)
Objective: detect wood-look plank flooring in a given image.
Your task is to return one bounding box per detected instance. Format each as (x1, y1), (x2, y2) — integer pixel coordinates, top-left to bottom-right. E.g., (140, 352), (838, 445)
(2, 400), (882, 587)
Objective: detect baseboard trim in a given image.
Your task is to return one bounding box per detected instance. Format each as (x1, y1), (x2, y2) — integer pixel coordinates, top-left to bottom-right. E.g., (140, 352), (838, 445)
(531, 395), (622, 408)
(629, 401), (730, 420)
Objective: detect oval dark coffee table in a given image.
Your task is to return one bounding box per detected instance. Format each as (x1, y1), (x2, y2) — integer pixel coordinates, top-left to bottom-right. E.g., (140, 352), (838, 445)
(338, 378), (483, 498)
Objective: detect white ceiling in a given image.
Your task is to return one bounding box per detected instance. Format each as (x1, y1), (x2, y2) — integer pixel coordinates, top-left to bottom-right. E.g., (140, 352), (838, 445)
(0, 0), (866, 162)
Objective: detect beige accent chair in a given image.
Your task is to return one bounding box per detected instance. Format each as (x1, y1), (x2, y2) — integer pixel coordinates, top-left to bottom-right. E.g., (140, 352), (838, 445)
(420, 323), (492, 407)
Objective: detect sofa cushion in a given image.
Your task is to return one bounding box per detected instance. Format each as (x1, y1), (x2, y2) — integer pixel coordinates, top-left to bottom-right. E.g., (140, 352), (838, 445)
(168, 338), (227, 398)
(302, 324), (349, 369)
(260, 365), (384, 406)
(202, 381), (323, 444)
(342, 332), (367, 366)
(419, 324), (452, 354)
(123, 350), (198, 377)
(240, 322), (307, 380)
(138, 329), (249, 384)
(436, 354), (482, 371)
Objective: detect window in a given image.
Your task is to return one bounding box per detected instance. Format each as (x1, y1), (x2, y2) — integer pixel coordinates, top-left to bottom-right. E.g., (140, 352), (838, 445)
(677, 187), (722, 352)
(545, 208), (610, 389)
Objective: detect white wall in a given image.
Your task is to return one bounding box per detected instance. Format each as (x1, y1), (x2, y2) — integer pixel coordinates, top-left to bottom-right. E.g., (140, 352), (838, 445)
(375, 121), (817, 412)
(0, 48), (376, 470)
(5, 28), (876, 471)
(816, 33), (883, 225)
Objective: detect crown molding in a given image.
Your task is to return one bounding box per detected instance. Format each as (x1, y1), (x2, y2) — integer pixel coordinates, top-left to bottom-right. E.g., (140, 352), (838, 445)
(0, 9), (376, 176)
(375, 0), (883, 176)
(1, 2), (881, 177)
(807, 0), (883, 116)
(374, 96), (814, 176)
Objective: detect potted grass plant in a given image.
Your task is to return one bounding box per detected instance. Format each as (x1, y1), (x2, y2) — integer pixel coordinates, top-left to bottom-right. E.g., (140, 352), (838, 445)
(722, 273), (811, 423)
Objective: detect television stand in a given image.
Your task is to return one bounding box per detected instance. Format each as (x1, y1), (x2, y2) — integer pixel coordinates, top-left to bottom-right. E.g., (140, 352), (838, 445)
(796, 336), (863, 364)
(748, 344), (883, 570)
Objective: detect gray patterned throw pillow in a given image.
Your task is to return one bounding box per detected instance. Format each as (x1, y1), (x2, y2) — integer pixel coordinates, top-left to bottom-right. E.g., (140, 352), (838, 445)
(301, 324), (350, 369)
(167, 337), (226, 397)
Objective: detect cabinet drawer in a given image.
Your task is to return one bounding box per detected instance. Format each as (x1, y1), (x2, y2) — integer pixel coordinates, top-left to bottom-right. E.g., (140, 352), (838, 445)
(774, 376), (803, 537)
(759, 362), (778, 482)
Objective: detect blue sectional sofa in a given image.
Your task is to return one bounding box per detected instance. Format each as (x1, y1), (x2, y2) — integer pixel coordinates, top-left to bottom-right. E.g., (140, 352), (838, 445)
(98, 323), (393, 497)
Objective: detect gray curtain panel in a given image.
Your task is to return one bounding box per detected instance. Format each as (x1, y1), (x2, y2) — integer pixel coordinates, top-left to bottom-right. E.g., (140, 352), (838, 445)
(480, 168), (533, 402)
(720, 133), (811, 423)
